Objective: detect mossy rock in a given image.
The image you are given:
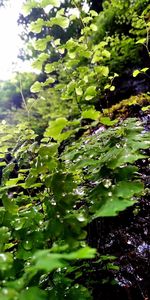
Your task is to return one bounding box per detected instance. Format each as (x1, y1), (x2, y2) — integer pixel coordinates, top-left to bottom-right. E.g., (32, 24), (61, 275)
(103, 93), (150, 119)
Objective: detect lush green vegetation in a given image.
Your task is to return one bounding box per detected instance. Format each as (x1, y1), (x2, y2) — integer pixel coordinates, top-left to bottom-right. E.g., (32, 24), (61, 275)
(0, 0), (150, 299)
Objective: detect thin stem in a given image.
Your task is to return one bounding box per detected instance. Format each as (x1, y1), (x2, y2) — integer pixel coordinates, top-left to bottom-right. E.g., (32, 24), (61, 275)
(19, 77), (30, 121)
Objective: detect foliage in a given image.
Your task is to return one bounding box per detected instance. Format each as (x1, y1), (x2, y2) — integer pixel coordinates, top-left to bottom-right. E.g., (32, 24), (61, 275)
(0, 73), (36, 116)
(0, 113), (149, 299)
(94, 0), (150, 73)
(0, 0), (150, 299)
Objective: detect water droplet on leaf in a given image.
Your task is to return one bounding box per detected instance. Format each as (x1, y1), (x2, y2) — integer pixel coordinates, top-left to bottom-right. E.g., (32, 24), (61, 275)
(22, 240), (33, 250)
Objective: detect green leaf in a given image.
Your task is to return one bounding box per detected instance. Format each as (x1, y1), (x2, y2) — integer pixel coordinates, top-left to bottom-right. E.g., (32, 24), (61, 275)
(110, 85), (115, 91)
(90, 24), (98, 32)
(133, 70), (140, 77)
(136, 38), (146, 44)
(106, 263), (119, 271)
(82, 17), (92, 24)
(20, 287), (47, 300)
(54, 38), (61, 46)
(42, 77), (55, 86)
(100, 117), (118, 126)
(2, 195), (18, 214)
(66, 247), (96, 260)
(0, 288), (18, 300)
(32, 247), (96, 272)
(50, 16), (70, 29)
(30, 81), (42, 93)
(93, 198), (136, 218)
(0, 162), (6, 167)
(30, 18), (44, 33)
(0, 226), (11, 250)
(34, 37), (51, 51)
(0, 253), (13, 271)
(5, 177), (23, 186)
(104, 84), (111, 90)
(82, 109), (100, 120)
(115, 181), (143, 198)
(32, 53), (49, 71)
(142, 105), (150, 111)
(90, 10), (98, 17)
(85, 86), (97, 100)
(68, 51), (76, 59)
(41, 0), (60, 8)
(141, 67), (149, 73)
(45, 63), (55, 73)
(102, 49), (111, 58)
(75, 87), (83, 96)
(23, 1), (37, 15)
(94, 66), (109, 77)
(107, 148), (146, 169)
(44, 118), (68, 140)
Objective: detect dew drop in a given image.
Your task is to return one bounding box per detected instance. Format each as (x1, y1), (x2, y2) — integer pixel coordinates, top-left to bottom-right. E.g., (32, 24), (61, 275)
(22, 240), (33, 250)
(77, 214), (86, 222)
(12, 218), (24, 230)
(103, 179), (112, 188)
(0, 254), (7, 262)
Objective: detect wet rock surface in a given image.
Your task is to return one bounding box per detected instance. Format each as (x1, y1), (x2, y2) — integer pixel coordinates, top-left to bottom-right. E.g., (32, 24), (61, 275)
(87, 192), (150, 300)
(102, 70), (150, 108)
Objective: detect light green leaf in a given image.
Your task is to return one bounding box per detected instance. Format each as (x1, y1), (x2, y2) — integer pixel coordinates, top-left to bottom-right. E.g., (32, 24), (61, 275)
(68, 51), (76, 59)
(42, 77), (55, 86)
(141, 67), (149, 73)
(133, 70), (140, 77)
(23, 1), (37, 15)
(45, 63), (55, 73)
(34, 37), (51, 51)
(50, 16), (70, 29)
(82, 17), (92, 24)
(94, 66), (109, 77)
(142, 105), (150, 111)
(136, 38), (146, 44)
(30, 81), (42, 93)
(91, 50), (102, 63)
(104, 84), (111, 90)
(32, 53), (49, 71)
(44, 118), (68, 140)
(102, 49), (111, 58)
(41, 0), (60, 8)
(54, 38), (61, 46)
(100, 117), (118, 126)
(90, 24), (98, 31)
(75, 87), (83, 96)
(0, 162), (6, 167)
(110, 85), (115, 91)
(85, 86), (97, 100)
(90, 10), (98, 17)
(82, 109), (100, 120)
(30, 18), (44, 33)
(5, 177), (23, 186)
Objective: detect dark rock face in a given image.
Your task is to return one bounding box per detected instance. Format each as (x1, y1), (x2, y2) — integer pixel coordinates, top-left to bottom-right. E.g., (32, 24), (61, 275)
(90, 0), (103, 13)
(87, 192), (150, 300)
(77, 109), (150, 300)
(102, 70), (150, 108)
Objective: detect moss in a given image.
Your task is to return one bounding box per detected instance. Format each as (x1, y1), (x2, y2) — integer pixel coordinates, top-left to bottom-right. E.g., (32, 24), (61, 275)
(103, 93), (150, 119)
